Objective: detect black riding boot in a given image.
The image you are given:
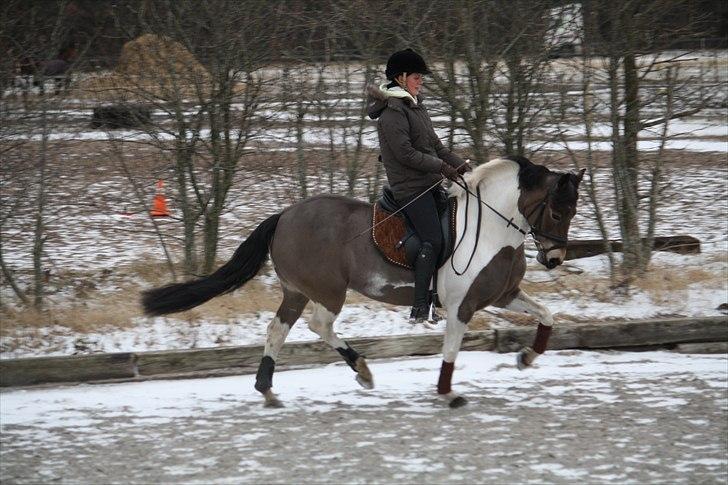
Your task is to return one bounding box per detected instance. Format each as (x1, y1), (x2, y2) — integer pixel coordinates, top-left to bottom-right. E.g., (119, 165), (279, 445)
(410, 242), (436, 324)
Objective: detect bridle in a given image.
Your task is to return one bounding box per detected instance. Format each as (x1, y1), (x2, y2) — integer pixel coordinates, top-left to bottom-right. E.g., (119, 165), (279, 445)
(450, 175), (568, 274)
(522, 181), (570, 252)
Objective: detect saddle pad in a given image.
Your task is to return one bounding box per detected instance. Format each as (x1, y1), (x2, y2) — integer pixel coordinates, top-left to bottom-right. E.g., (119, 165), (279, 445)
(372, 204), (411, 269)
(371, 200), (457, 270)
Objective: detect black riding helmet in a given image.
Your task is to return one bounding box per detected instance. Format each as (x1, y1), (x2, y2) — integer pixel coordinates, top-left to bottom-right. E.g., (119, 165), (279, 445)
(385, 48), (431, 80)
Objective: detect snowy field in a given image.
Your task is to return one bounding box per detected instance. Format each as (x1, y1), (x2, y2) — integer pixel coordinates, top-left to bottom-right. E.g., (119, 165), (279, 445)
(1, 51), (727, 484)
(1, 350), (726, 483)
(2, 249), (726, 359)
(1, 50), (726, 359)
(1, 156), (726, 359)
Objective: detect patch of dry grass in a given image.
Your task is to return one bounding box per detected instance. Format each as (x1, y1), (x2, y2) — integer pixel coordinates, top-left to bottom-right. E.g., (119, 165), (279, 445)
(632, 255), (727, 306)
(3, 251), (725, 336)
(0, 259), (285, 335)
(0, 297), (138, 334)
(171, 281), (281, 322)
(526, 253), (725, 296)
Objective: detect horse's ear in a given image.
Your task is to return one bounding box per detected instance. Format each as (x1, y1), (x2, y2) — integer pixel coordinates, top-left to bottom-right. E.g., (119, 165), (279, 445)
(557, 173), (571, 189)
(565, 168), (586, 187)
(577, 168), (586, 183)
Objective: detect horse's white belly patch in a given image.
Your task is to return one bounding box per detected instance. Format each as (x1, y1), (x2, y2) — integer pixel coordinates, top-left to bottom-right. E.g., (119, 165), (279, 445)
(367, 273), (412, 297)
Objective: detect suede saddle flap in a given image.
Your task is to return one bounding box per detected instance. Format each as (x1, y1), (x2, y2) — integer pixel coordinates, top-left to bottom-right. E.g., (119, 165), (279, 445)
(372, 188), (457, 270)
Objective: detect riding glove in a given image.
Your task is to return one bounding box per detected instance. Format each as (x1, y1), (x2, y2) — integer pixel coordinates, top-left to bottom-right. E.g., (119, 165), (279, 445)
(457, 160), (473, 175)
(440, 162), (459, 181)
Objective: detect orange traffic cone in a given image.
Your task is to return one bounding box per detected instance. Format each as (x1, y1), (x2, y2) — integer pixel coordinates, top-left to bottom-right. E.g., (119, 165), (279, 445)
(150, 179), (170, 217)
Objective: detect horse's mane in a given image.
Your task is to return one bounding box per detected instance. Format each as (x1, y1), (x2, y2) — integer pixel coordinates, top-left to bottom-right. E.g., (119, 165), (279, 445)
(449, 155), (547, 197)
(509, 155), (580, 206)
(508, 155), (552, 191)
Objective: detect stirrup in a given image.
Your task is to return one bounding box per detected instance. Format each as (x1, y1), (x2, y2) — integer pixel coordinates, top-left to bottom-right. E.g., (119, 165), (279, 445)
(409, 305), (429, 324)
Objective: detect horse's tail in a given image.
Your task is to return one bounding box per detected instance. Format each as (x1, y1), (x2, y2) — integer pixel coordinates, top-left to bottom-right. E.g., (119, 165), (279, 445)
(141, 213), (281, 316)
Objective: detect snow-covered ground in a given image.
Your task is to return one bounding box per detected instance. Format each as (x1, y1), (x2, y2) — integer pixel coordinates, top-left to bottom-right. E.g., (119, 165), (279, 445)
(1, 350), (726, 483)
(2, 157), (726, 359)
(2, 153), (726, 359)
(6, 116), (727, 156)
(1, 51), (726, 360)
(2, 249), (725, 359)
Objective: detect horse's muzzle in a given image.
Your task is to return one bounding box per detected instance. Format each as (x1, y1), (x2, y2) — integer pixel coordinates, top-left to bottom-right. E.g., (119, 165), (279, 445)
(546, 257), (561, 269)
(537, 248), (565, 270)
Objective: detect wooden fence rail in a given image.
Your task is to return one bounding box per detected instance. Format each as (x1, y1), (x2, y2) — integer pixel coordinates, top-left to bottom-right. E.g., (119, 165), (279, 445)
(1, 316), (725, 388)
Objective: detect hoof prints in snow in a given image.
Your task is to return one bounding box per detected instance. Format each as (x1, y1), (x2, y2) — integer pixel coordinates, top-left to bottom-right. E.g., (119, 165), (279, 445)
(1, 350), (726, 483)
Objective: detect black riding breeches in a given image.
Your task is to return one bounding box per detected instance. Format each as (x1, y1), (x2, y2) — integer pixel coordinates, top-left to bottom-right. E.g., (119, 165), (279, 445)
(398, 189), (443, 257)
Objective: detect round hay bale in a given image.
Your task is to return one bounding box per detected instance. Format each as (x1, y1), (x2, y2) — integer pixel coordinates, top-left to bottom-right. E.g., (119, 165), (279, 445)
(71, 72), (131, 102)
(71, 34), (211, 102)
(116, 34), (210, 85)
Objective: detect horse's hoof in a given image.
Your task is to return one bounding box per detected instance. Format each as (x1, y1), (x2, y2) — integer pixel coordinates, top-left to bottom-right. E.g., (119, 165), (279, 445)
(354, 357), (374, 389)
(516, 352), (528, 370)
(355, 374), (374, 389)
(262, 390), (284, 408)
(438, 392), (468, 408)
(517, 347), (537, 370)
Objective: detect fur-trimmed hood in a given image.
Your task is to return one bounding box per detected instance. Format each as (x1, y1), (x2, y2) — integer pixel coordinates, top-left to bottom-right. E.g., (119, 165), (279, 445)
(366, 83), (419, 119)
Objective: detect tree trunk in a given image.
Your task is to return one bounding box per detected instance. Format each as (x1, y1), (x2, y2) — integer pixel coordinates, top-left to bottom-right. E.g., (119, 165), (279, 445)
(296, 105), (308, 199)
(618, 14), (645, 276)
(175, 144), (197, 276)
(32, 103), (49, 309)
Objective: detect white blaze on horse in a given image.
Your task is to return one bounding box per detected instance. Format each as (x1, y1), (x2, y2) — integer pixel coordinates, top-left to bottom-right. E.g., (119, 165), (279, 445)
(141, 156), (584, 408)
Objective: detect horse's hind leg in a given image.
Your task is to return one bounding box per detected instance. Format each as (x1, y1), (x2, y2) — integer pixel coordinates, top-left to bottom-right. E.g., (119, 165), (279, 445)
(254, 287), (309, 407)
(308, 302), (374, 389)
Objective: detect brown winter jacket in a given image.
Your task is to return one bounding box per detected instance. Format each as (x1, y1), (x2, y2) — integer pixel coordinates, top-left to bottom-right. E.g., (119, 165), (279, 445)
(367, 84), (463, 201)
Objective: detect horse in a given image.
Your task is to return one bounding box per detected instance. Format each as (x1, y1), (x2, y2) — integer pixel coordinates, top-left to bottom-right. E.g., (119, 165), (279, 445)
(17, 45), (75, 96)
(141, 155), (584, 408)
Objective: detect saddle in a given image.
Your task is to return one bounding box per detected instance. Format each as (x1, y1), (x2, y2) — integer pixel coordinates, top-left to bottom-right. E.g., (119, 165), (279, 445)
(372, 187), (457, 270)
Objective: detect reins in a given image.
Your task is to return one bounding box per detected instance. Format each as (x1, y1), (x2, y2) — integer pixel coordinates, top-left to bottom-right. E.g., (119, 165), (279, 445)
(448, 173), (568, 273)
(345, 177), (447, 244)
(449, 178), (482, 275)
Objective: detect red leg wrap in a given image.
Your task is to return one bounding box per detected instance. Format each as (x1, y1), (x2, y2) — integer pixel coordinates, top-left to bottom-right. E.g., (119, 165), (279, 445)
(437, 361), (454, 395)
(533, 323), (552, 354)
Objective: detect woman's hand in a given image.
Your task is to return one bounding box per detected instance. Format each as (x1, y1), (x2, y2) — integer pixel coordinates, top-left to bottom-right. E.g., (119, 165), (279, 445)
(440, 162), (459, 181)
(457, 160), (473, 175)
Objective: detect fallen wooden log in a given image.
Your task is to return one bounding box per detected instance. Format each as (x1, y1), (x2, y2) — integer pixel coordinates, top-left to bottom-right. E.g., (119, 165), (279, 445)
(0, 352), (137, 387)
(135, 330), (496, 377)
(1, 317), (724, 387)
(496, 316), (727, 352)
(672, 341), (728, 354)
(566, 235), (700, 260)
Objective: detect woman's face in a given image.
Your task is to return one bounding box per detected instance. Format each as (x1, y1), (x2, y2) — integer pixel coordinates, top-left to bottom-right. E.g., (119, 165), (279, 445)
(398, 73), (423, 97)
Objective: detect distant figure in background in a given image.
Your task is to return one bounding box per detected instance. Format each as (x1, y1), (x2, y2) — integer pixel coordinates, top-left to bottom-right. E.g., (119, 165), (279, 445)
(18, 44), (75, 96)
(367, 48), (472, 324)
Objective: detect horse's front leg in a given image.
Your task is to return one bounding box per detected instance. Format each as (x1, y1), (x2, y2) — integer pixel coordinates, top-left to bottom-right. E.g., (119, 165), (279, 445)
(437, 313), (468, 408)
(504, 288), (554, 369)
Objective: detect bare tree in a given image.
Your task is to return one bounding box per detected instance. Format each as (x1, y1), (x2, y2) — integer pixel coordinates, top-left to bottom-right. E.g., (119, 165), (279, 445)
(328, 0), (398, 199)
(104, 0), (281, 275)
(399, 0), (556, 163)
(588, 0), (716, 281)
(0, 0), (99, 308)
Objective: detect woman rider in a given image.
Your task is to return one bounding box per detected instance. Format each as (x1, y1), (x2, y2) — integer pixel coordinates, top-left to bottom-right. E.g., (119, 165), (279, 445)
(367, 48), (471, 324)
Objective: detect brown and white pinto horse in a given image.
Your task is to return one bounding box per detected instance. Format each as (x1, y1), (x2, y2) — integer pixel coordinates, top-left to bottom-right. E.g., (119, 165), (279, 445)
(141, 156), (583, 408)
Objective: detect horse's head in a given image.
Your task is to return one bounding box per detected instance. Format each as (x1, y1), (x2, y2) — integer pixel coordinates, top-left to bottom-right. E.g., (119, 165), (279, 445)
(517, 161), (584, 270)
